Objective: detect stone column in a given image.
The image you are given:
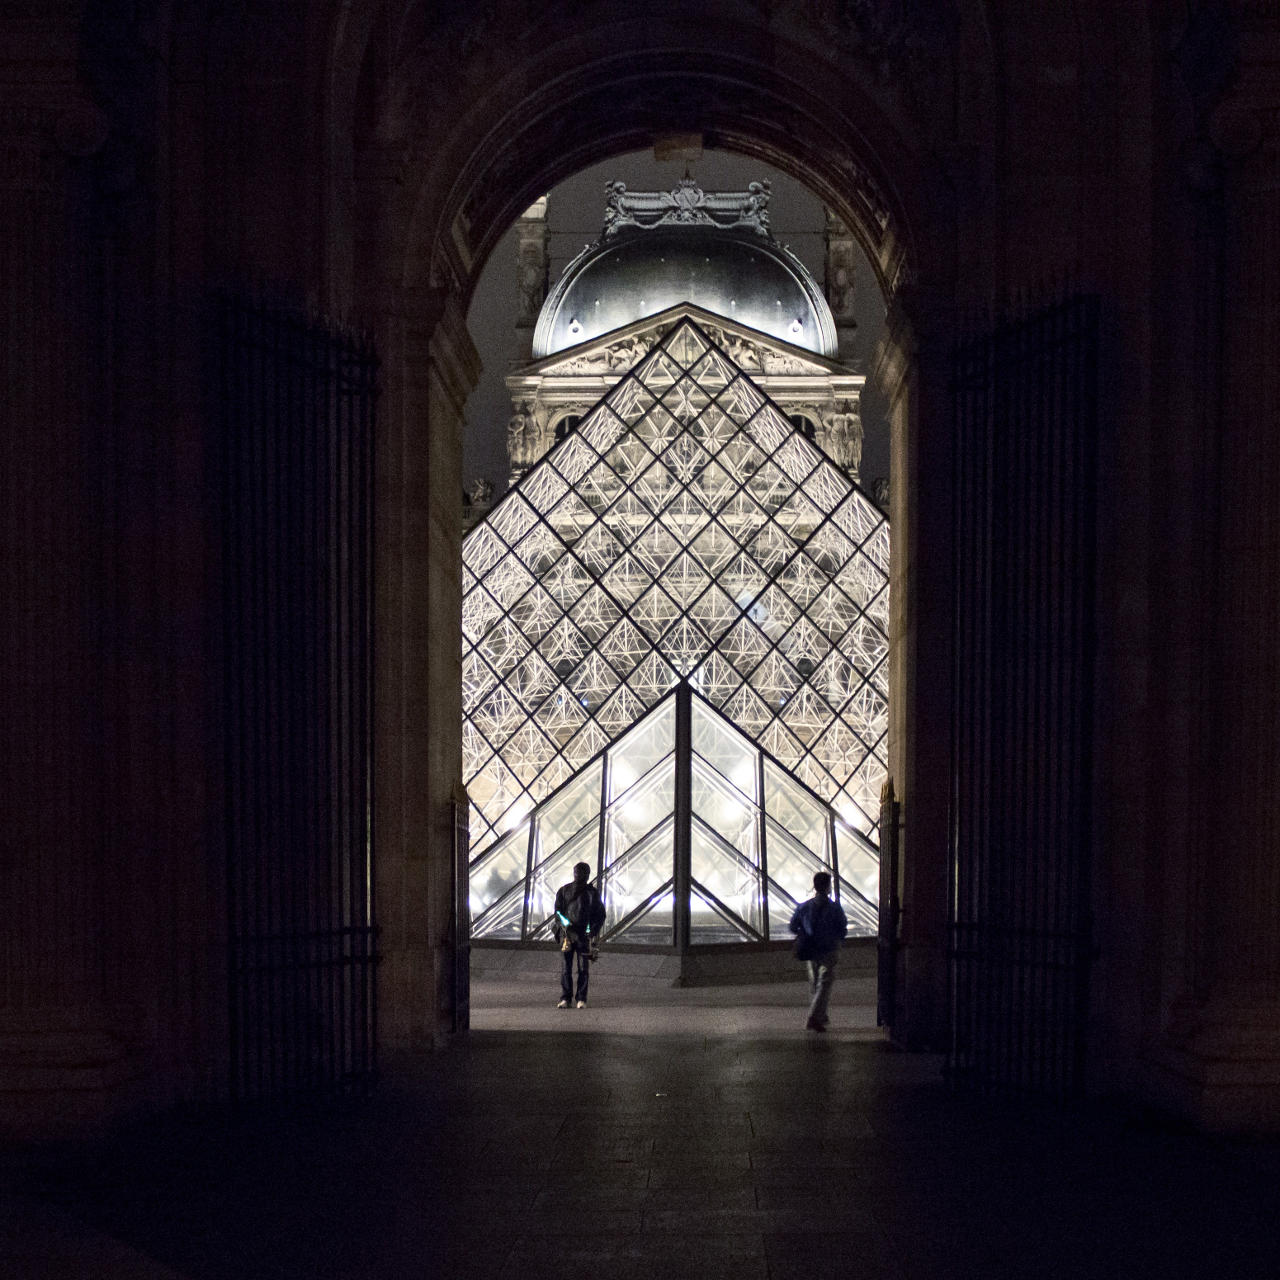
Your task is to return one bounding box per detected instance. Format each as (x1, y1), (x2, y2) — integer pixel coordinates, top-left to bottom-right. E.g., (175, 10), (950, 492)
(373, 285), (480, 1054)
(872, 292), (953, 1052)
(1153, 97), (1280, 1130)
(824, 209), (859, 362)
(514, 195), (550, 361)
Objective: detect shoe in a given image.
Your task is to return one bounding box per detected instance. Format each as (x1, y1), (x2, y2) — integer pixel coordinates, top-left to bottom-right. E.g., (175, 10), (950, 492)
(576, 1000), (586, 1009)
(556, 999), (569, 1008)
(805, 1017), (826, 1032)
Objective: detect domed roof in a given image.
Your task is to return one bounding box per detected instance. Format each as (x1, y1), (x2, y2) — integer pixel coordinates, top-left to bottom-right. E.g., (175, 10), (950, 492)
(532, 180), (838, 359)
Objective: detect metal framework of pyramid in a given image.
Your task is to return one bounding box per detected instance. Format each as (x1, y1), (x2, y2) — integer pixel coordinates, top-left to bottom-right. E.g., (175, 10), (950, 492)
(462, 316), (890, 873)
(468, 684), (880, 946)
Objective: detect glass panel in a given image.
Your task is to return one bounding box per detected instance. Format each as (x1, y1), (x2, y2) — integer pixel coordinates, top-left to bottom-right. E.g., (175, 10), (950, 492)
(690, 821), (762, 938)
(835, 816), (879, 907)
(532, 759), (603, 863)
(528, 822), (600, 936)
(606, 700), (675, 800)
(689, 883), (754, 944)
(462, 317), (891, 869)
(766, 876), (802, 943)
(691, 759), (758, 861)
(469, 822), (529, 917)
(471, 883), (526, 940)
(608, 885), (675, 946)
(604, 813), (674, 941)
(691, 699), (759, 803)
(764, 761), (832, 865)
(764, 818), (830, 911)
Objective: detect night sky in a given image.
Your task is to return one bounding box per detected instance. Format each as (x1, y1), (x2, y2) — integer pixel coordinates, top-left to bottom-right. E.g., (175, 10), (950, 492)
(463, 147), (891, 500)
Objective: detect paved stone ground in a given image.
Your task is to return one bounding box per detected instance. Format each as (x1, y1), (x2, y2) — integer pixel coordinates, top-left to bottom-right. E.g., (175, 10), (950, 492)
(6, 971), (1280, 1279)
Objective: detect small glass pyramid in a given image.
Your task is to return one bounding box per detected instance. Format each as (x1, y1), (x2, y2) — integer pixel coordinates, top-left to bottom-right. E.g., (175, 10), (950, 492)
(462, 317), (890, 867)
(468, 684), (880, 943)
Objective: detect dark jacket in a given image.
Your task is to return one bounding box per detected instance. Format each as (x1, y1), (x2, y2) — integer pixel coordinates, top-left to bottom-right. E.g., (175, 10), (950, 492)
(553, 879), (606, 952)
(789, 894), (848, 960)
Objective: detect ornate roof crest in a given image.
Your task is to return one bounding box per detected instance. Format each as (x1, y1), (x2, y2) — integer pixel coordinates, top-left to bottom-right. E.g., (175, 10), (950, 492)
(601, 176), (772, 240)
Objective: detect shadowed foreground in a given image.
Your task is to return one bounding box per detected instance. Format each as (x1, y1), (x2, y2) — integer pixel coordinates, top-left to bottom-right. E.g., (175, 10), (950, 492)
(6, 972), (1280, 1279)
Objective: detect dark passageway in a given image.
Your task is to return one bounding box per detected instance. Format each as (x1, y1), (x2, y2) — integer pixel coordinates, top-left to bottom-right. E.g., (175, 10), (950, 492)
(12, 973), (1280, 1279)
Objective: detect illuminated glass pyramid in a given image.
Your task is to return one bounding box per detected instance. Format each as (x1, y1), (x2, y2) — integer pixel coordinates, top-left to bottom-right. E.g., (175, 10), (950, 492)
(462, 316), (890, 872)
(468, 685), (880, 944)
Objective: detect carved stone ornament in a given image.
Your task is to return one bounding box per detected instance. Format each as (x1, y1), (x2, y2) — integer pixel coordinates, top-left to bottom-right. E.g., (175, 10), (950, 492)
(602, 177), (773, 239)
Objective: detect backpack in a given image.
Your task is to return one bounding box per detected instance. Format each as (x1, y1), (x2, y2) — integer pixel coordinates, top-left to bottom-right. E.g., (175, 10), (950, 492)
(566, 884), (595, 930)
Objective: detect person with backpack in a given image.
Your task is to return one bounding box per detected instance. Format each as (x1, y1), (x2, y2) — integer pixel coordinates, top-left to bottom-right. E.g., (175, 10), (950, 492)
(789, 871), (848, 1032)
(552, 861), (606, 1009)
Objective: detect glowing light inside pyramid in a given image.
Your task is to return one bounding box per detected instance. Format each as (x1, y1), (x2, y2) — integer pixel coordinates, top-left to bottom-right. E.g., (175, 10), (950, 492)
(462, 318), (889, 862)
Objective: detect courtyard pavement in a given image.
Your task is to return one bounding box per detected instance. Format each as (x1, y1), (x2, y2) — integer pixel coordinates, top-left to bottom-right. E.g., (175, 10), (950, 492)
(5, 964), (1280, 1279)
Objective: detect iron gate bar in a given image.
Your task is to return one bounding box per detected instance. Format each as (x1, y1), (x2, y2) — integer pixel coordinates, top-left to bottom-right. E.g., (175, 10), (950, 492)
(947, 289), (1098, 1100)
(218, 295), (379, 1104)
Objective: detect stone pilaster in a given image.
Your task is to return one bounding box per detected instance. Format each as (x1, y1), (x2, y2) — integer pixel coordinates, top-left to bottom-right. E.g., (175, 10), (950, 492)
(1148, 91), (1280, 1130)
(514, 195), (550, 360)
(824, 208), (859, 362)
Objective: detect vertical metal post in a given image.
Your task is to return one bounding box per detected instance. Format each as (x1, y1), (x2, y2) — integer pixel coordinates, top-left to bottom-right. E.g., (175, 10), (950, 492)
(673, 681), (692, 956)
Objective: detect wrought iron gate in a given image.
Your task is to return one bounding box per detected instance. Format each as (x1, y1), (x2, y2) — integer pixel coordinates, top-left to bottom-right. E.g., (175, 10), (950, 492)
(216, 296), (378, 1101)
(948, 291), (1098, 1099)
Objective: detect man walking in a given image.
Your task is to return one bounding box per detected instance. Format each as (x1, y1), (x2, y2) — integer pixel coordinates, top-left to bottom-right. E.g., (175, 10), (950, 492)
(789, 871), (848, 1031)
(552, 861), (606, 1009)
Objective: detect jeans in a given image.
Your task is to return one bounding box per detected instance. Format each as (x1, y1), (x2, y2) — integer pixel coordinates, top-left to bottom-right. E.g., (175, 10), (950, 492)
(561, 948), (590, 1003)
(806, 949), (839, 1025)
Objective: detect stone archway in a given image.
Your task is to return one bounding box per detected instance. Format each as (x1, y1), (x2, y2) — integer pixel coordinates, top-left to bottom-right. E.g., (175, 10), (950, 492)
(339, 5), (992, 1057)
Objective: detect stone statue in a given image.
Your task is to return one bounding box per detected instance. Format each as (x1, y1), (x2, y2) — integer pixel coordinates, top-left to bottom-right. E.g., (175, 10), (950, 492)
(469, 477), (494, 506)
(507, 401), (538, 469)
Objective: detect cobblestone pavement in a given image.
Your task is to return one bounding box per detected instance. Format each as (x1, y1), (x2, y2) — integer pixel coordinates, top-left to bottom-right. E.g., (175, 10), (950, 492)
(7, 973), (1280, 1279)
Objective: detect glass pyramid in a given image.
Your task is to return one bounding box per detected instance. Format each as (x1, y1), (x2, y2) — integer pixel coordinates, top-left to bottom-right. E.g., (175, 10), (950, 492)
(469, 685), (880, 943)
(462, 316), (890, 865)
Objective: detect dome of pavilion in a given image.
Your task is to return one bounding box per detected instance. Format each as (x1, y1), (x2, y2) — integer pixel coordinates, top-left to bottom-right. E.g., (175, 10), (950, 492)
(532, 178), (839, 359)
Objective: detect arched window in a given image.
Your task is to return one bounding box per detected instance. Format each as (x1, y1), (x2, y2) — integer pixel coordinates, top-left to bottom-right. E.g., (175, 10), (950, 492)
(789, 413), (817, 441)
(554, 414), (582, 442)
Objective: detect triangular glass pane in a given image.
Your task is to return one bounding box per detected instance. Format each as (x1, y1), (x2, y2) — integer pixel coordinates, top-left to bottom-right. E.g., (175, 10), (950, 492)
(578, 405), (626, 455)
(774, 435), (821, 489)
(600, 551), (653, 607)
(691, 649), (741, 707)
(627, 650), (678, 706)
(664, 321), (708, 368)
(637, 348), (683, 393)
(664, 377), (711, 423)
(607, 376), (655, 426)
(721, 683), (772, 739)
(533, 691), (589, 746)
(472, 880), (528, 940)
(691, 779), (759, 895)
(507, 583), (560, 644)
(462, 581), (503, 647)
(528, 822), (600, 937)
(689, 521), (740, 575)
(686, 583), (739, 644)
(634, 402), (680, 453)
(835, 815), (880, 907)
(564, 718), (610, 770)
(689, 878), (757, 944)
(718, 616), (771, 679)
(532, 758), (603, 864)
(605, 699), (675, 800)
(464, 522), (506, 577)
(505, 719), (557, 785)
(629, 521), (681, 576)
(489, 493), (539, 548)
(751, 651), (802, 711)
(570, 587), (622, 642)
(661, 489), (712, 545)
(538, 616), (590, 672)
(764, 759), (832, 862)
(514, 522), (566, 575)
(607, 881), (675, 946)
(743, 401), (791, 454)
(660, 434), (710, 483)
(692, 698), (759, 803)
(462, 716), (494, 780)
(598, 616), (650, 677)
(688, 403), (737, 455)
(658, 615), (711, 676)
(685, 346), (738, 394)
(760, 718), (805, 771)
